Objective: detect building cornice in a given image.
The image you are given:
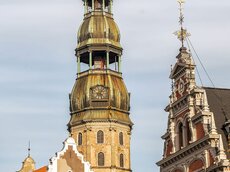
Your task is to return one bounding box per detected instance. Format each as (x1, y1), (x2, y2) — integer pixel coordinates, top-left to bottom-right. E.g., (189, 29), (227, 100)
(71, 107), (130, 115)
(206, 161), (230, 172)
(157, 134), (219, 168)
(70, 118), (133, 129)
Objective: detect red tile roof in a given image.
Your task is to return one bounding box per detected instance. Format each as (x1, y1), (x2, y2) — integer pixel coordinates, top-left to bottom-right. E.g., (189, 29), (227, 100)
(33, 166), (47, 172)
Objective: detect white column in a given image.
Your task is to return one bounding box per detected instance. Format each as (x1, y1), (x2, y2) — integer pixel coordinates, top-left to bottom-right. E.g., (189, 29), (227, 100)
(110, 0), (113, 13)
(102, 0), (105, 11)
(89, 51), (92, 69)
(106, 51), (109, 69)
(92, 0), (94, 11)
(77, 56), (81, 74)
(84, 0), (87, 14)
(118, 55), (121, 72)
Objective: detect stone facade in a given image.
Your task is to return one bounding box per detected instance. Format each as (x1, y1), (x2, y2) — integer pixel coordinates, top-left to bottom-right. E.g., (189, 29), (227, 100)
(71, 122), (131, 172)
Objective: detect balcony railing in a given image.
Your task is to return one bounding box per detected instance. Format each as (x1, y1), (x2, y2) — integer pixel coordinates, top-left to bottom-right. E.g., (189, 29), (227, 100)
(78, 69), (122, 78)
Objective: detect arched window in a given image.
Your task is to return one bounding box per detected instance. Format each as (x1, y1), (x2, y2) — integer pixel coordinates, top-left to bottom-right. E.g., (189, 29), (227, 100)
(78, 133), (82, 145)
(178, 122), (183, 149)
(173, 170), (183, 172)
(189, 159), (204, 172)
(95, 0), (102, 10)
(98, 152), (104, 166)
(120, 154), (124, 168)
(186, 119), (192, 145)
(97, 130), (104, 144)
(119, 132), (124, 145)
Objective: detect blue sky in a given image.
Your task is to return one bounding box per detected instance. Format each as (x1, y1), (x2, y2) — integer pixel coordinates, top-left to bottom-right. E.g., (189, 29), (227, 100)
(1, 0), (230, 171)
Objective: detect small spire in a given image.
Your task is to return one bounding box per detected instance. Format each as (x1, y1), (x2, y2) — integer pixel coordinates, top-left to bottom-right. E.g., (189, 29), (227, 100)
(174, 0), (191, 48)
(28, 141), (31, 157)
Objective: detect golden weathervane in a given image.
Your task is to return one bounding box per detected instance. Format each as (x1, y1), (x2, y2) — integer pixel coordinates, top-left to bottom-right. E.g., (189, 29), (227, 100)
(174, 0), (191, 47)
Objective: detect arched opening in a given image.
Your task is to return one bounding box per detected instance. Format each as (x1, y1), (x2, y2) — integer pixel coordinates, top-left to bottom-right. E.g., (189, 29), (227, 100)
(95, 0), (102, 10)
(189, 159), (204, 172)
(97, 130), (104, 144)
(186, 119), (192, 145)
(178, 122), (183, 149)
(83, 0), (113, 14)
(120, 154), (124, 168)
(165, 140), (173, 157)
(77, 51), (122, 74)
(98, 152), (105, 166)
(78, 133), (83, 145)
(119, 132), (124, 145)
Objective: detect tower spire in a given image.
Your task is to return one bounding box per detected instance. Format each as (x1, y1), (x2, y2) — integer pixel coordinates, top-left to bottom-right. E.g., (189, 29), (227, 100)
(28, 141), (31, 157)
(174, 0), (190, 48)
(68, 1), (133, 171)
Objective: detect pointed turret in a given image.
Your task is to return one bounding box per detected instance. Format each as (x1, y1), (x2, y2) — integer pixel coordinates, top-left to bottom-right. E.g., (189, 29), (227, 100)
(17, 155), (35, 172)
(17, 143), (36, 172)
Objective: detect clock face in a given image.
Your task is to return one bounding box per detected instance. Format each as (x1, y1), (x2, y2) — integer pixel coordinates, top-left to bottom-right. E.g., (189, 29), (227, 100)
(178, 80), (185, 94)
(91, 86), (108, 100)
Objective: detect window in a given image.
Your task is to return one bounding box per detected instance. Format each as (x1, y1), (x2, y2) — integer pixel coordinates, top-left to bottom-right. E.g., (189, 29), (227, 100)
(119, 132), (124, 145)
(189, 159), (204, 172)
(97, 130), (104, 144)
(120, 154), (124, 168)
(178, 122), (183, 149)
(78, 133), (82, 145)
(95, 0), (102, 10)
(98, 152), (104, 166)
(186, 119), (192, 145)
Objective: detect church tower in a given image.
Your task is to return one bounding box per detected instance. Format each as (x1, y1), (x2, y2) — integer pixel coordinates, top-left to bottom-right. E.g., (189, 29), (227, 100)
(68, 1), (133, 172)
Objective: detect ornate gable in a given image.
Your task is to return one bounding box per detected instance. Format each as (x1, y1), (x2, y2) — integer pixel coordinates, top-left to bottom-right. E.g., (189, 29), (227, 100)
(48, 137), (93, 172)
(157, 2), (230, 168)
(170, 63), (185, 79)
(158, 50), (230, 171)
(170, 47), (195, 80)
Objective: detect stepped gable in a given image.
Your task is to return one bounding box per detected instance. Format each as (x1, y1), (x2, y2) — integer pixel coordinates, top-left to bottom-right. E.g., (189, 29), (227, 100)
(48, 137), (92, 172)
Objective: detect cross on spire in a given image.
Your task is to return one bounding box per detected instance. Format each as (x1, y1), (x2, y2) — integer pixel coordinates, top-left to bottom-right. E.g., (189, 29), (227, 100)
(174, 0), (191, 47)
(178, 0), (185, 27)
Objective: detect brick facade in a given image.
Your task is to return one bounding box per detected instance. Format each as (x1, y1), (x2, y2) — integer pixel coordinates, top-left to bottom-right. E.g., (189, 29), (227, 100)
(157, 47), (230, 172)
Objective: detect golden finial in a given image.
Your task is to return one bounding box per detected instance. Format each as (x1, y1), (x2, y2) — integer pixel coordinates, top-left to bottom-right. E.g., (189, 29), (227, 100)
(174, 0), (190, 47)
